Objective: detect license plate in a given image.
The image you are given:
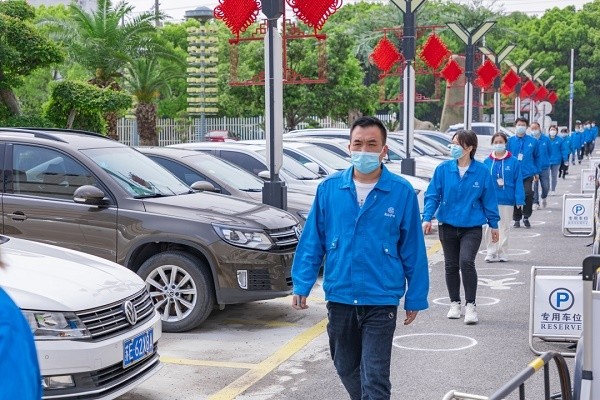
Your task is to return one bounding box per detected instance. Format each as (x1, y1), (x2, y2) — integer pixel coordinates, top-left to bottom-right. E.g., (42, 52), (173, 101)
(123, 328), (154, 368)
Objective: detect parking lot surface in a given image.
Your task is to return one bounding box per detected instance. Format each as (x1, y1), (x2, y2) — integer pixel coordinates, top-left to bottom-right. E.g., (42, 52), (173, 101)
(120, 162), (593, 400)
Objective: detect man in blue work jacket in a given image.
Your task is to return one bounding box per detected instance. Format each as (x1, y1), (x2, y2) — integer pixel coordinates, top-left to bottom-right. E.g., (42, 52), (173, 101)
(291, 116), (429, 400)
(507, 117), (540, 228)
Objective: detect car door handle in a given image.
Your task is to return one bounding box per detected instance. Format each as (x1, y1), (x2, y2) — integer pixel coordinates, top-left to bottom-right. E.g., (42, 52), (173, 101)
(9, 211), (27, 221)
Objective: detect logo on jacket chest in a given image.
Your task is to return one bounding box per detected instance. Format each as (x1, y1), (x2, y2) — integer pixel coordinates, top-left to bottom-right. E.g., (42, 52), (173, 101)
(473, 181), (480, 189)
(384, 207), (395, 218)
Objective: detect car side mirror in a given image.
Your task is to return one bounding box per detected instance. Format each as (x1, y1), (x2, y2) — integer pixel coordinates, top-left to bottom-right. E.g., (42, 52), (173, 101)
(258, 170), (270, 180)
(73, 185), (109, 206)
(304, 162), (320, 175)
(190, 181), (217, 192)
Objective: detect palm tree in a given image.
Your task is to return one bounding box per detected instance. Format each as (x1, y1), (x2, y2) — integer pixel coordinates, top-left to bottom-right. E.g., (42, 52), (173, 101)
(124, 58), (183, 146)
(43, 0), (159, 139)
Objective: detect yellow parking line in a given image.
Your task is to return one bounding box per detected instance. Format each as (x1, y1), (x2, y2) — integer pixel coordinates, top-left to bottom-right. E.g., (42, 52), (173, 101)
(223, 318), (298, 328)
(208, 318), (328, 400)
(160, 356), (256, 370)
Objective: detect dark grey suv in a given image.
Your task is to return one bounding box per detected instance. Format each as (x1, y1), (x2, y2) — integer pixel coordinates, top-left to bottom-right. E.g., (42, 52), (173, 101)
(0, 128), (300, 332)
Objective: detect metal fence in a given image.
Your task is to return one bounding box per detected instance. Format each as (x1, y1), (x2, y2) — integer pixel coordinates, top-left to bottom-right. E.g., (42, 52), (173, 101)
(117, 114), (397, 146)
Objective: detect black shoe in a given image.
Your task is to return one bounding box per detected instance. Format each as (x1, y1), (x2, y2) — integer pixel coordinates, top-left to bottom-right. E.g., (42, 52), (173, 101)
(523, 218), (531, 228)
(513, 220), (520, 228)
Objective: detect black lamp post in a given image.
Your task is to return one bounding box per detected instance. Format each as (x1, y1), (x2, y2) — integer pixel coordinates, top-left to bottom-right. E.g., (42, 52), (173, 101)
(479, 44), (516, 132)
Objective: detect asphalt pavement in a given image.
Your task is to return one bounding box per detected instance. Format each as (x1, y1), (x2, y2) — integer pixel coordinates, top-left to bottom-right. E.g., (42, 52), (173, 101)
(121, 159), (595, 400)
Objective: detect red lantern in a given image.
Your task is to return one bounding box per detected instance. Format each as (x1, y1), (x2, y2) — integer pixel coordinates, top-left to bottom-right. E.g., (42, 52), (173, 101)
(475, 59), (500, 88)
(370, 37), (402, 72)
(502, 70), (520, 91)
(419, 34), (450, 70)
(214, 0), (261, 42)
(548, 91), (559, 104)
(520, 80), (536, 98)
(535, 86), (549, 102)
(440, 58), (463, 83)
(286, 0), (342, 32)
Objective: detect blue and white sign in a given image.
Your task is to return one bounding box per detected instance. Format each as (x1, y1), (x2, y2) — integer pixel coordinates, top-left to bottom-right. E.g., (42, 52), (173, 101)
(581, 169), (596, 192)
(533, 276), (582, 337)
(563, 197), (593, 230)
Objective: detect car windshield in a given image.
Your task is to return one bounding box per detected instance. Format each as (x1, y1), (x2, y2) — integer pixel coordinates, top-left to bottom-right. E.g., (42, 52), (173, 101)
(296, 144), (350, 170)
(255, 149), (320, 180)
(188, 154), (263, 191)
(82, 147), (191, 198)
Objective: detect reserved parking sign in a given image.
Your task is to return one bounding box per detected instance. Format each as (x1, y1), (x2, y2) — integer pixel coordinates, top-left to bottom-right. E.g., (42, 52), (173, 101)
(563, 196), (593, 230)
(532, 275), (582, 338)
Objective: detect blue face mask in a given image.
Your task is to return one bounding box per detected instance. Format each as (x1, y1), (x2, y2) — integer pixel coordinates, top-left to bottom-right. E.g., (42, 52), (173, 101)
(351, 151), (381, 174)
(515, 126), (527, 136)
(450, 144), (464, 160)
(493, 143), (506, 152)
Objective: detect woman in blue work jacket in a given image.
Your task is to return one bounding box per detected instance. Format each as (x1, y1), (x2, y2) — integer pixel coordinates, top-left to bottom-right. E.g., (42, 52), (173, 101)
(422, 129), (500, 325)
(483, 132), (524, 263)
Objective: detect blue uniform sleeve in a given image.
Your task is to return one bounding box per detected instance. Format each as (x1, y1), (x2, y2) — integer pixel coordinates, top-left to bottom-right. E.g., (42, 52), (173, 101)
(482, 170), (500, 229)
(291, 185), (326, 297)
(422, 165), (443, 222)
(514, 161), (525, 206)
(398, 189), (429, 311)
(533, 139), (541, 175)
(561, 140), (570, 162)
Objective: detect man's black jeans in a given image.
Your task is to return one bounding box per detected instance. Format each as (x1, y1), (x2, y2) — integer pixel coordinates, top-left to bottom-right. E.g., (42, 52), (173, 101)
(513, 176), (535, 220)
(438, 224), (483, 304)
(326, 302), (398, 400)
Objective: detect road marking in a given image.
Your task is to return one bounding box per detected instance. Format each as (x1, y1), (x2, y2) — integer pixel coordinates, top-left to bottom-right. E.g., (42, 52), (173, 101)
(478, 268), (520, 277)
(433, 296), (500, 306)
(160, 357), (256, 370)
(393, 333), (477, 352)
(208, 318), (328, 399)
(478, 277), (524, 290)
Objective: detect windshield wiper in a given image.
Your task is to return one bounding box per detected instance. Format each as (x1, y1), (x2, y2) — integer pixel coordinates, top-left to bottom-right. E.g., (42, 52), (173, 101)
(239, 188), (263, 192)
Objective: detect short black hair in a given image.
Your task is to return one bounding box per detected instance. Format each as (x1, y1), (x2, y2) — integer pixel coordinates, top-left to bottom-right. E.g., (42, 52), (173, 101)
(452, 129), (478, 159)
(515, 117), (528, 126)
(490, 132), (508, 144)
(350, 116), (387, 144)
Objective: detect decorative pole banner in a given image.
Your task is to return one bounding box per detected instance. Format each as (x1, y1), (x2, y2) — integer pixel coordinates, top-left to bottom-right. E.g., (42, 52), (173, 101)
(520, 80), (536, 99)
(371, 36), (402, 73)
(502, 69), (520, 92)
(548, 91), (559, 104)
(440, 58), (463, 83)
(419, 33), (450, 70)
(214, 0), (261, 43)
(475, 59), (500, 88)
(286, 0), (343, 33)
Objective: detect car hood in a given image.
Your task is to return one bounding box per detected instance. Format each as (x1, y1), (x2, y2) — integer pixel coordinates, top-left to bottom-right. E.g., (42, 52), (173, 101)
(142, 191), (299, 230)
(0, 237), (144, 312)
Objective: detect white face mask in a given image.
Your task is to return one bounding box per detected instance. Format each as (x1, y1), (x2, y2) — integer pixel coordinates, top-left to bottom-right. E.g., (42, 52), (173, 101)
(549, 130), (557, 137)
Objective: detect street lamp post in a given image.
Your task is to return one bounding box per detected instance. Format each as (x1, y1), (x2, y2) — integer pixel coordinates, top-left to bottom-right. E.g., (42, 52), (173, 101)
(446, 21), (496, 131)
(522, 68), (546, 125)
(505, 58), (533, 119)
(390, 0), (426, 176)
(535, 75), (555, 131)
(479, 44), (516, 132)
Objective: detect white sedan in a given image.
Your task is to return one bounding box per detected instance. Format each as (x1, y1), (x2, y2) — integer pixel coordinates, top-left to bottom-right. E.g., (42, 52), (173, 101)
(0, 236), (162, 399)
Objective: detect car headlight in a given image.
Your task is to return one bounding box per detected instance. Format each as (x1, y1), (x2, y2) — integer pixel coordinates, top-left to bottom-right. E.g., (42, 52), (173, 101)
(213, 225), (274, 250)
(23, 311), (91, 340)
(297, 211), (309, 221)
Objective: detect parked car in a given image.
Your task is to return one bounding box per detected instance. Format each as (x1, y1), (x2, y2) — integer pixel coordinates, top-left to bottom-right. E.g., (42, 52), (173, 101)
(169, 142), (323, 194)
(0, 235), (161, 398)
(283, 136), (351, 160)
(137, 147), (314, 224)
(0, 128), (301, 332)
(445, 122), (514, 138)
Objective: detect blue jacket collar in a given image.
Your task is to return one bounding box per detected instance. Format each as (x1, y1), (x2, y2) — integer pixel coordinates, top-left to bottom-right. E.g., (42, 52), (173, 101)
(339, 164), (392, 192)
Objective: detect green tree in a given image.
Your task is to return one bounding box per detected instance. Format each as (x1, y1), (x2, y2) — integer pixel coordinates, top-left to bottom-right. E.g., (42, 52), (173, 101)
(0, 0), (63, 117)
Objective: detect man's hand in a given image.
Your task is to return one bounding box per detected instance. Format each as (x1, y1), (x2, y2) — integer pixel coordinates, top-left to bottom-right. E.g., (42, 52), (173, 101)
(292, 295), (309, 310)
(533, 175), (539, 182)
(491, 228), (500, 243)
(422, 221), (432, 235)
(404, 310), (418, 325)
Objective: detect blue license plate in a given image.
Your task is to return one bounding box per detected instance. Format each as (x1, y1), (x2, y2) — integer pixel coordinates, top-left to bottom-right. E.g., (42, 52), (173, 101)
(123, 328), (154, 368)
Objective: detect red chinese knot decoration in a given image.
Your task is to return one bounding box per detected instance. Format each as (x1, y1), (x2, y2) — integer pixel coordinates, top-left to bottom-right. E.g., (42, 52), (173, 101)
(520, 80), (536, 98)
(419, 34), (450, 70)
(475, 59), (500, 88)
(440, 58), (463, 83)
(535, 86), (549, 102)
(214, 0), (261, 42)
(500, 83), (514, 96)
(286, 0), (342, 32)
(371, 37), (402, 72)
(548, 91), (558, 104)
(502, 70), (521, 92)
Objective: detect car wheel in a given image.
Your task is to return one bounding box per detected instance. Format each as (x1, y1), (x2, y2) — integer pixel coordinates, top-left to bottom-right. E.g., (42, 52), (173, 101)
(138, 251), (215, 332)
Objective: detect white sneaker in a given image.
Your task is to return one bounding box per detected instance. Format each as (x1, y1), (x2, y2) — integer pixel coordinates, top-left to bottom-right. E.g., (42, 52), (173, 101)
(447, 302), (461, 319)
(542, 198), (547, 208)
(464, 303), (478, 325)
(484, 254), (496, 262)
(533, 203), (540, 210)
(550, 191), (556, 196)
(498, 256), (508, 262)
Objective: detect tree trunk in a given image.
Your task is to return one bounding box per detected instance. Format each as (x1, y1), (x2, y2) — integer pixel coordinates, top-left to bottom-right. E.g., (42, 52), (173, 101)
(104, 111), (119, 140)
(0, 88), (21, 116)
(66, 109), (78, 129)
(136, 102), (158, 146)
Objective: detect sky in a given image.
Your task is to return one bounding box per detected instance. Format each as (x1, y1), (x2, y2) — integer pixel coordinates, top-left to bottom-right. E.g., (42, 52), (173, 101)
(127, 0), (592, 22)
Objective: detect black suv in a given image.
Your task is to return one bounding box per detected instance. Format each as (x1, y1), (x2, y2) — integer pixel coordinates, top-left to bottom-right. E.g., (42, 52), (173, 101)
(0, 128), (300, 332)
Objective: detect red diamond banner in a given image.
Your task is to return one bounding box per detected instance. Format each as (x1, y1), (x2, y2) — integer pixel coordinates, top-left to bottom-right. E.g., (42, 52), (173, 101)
(502, 70), (521, 91)
(475, 59), (500, 88)
(548, 91), (559, 104)
(286, 0), (342, 32)
(419, 34), (450, 70)
(500, 83), (514, 96)
(214, 0), (261, 41)
(535, 86), (549, 101)
(370, 37), (402, 72)
(440, 59), (463, 83)
(520, 80), (536, 98)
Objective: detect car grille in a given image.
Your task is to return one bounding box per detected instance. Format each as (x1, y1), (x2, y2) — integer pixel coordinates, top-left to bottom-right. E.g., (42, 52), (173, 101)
(266, 225), (299, 251)
(248, 269), (270, 290)
(76, 289), (155, 340)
